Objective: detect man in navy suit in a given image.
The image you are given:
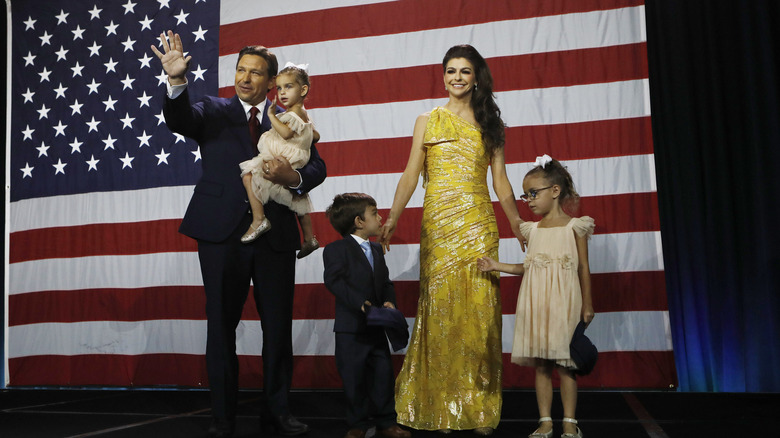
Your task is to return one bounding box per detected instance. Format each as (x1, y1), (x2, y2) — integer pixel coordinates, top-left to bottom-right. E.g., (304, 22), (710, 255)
(152, 31), (326, 437)
(323, 193), (411, 438)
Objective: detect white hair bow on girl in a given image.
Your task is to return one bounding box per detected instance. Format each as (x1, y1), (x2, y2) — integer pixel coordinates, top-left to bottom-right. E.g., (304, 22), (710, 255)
(534, 154), (553, 168)
(283, 62), (309, 72)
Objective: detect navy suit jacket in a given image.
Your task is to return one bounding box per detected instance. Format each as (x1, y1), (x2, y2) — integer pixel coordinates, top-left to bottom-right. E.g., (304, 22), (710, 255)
(163, 89), (326, 249)
(323, 237), (396, 333)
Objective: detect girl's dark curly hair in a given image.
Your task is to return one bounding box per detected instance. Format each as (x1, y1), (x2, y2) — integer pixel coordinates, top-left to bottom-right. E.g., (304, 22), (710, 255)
(442, 44), (505, 156)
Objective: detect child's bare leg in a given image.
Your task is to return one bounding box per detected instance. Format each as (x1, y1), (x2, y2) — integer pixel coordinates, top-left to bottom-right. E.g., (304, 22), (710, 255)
(533, 361), (555, 434)
(298, 213), (314, 242)
(243, 173), (265, 224)
(558, 366), (579, 435)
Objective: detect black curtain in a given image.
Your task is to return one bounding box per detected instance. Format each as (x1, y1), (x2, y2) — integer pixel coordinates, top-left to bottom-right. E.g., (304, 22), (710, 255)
(646, 0), (780, 391)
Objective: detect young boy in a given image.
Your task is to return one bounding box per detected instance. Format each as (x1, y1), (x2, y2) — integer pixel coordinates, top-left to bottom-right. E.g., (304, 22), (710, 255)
(323, 193), (411, 438)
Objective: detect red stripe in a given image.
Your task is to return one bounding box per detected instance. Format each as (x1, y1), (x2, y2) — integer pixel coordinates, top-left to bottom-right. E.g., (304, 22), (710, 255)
(219, 43), (649, 108)
(9, 219), (193, 263)
(316, 193), (661, 247)
(8, 192), (657, 263)
(9, 270), (664, 326)
(8, 350), (676, 389)
(318, 117), (654, 177)
(219, 0), (645, 55)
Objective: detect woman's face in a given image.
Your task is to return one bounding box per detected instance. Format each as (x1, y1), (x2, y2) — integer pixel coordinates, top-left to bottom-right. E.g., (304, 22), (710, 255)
(443, 57), (477, 98)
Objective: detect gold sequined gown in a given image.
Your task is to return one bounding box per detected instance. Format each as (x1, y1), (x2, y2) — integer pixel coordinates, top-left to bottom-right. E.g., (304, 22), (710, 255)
(395, 107), (502, 430)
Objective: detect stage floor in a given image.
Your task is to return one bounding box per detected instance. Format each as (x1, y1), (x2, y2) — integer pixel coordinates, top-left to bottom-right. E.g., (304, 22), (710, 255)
(1, 389), (777, 437)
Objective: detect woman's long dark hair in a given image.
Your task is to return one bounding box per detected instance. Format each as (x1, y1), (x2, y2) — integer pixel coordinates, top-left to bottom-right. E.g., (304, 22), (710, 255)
(442, 44), (505, 156)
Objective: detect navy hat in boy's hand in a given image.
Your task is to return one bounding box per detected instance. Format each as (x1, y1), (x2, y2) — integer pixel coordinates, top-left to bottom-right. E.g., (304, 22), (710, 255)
(366, 306), (409, 352)
(569, 321), (598, 376)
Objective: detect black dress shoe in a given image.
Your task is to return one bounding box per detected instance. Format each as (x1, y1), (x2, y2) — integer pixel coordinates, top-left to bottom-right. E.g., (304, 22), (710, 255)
(262, 414), (309, 436)
(208, 418), (235, 438)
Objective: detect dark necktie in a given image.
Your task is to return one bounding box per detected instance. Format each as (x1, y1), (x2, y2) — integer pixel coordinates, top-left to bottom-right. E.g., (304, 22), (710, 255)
(248, 106), (260, 149)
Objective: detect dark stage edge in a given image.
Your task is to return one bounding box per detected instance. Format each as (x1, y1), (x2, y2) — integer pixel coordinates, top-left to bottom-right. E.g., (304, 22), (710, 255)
(1, 389), (778, 437)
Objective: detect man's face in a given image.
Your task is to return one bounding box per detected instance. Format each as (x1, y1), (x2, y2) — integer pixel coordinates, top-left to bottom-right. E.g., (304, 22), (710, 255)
(234, 54), (273, 106)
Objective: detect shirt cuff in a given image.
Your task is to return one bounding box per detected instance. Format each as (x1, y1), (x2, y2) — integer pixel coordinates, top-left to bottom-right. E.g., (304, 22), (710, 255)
(167, 80), (188, 99)
(288, 170), (303, 190)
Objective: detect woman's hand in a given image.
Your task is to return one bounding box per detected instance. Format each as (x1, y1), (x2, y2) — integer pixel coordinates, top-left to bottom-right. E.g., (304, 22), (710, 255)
(510, 217), (527, 251)
(477, 256), (499, 272)
(379, 217), (398, 253)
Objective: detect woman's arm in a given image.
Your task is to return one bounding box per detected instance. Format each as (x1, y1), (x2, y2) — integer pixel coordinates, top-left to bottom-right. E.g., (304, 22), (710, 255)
(575, 232), (594, 324)
(379, 113), (429, 252)
(490, 148), (526, 249)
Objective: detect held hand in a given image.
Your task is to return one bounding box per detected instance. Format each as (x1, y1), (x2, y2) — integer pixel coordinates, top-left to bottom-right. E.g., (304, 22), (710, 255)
(150, 30), (191, 84)
(477, 256), (498, 272)
(262, 156), (300, 186)
(379, 217), (398, 253)
(362, 300), (373, 313)
(511, 217), (527, 251)
(582, 304), (595, 325)
(383, 301), (396, 309)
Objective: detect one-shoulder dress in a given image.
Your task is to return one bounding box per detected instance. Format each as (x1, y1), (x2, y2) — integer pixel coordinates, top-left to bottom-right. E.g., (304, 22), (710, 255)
(395, 107), (503, 430)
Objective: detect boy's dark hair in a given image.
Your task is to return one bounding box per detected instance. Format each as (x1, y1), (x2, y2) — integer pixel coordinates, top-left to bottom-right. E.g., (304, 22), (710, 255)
(237, 45), (278, 77)
(326, 193), (377, 236)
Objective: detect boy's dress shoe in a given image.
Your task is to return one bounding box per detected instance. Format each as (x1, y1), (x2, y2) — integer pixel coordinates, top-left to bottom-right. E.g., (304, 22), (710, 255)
(377, 424), (412, 438)
(344, 429), (366, 438)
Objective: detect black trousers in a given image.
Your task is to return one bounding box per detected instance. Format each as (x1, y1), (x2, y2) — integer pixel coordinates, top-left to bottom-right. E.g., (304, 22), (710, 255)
(198, 213), (295, 421)
(335, 329), (397, 430)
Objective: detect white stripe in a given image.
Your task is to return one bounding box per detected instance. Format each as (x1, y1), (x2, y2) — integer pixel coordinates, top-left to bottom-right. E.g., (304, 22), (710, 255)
(8, 230), (660, 295)
(10, 155), (656, 232)
(501, 311), (673, 354)
(219, 0), (397, 24)
(9, 185), (192, 233)
(8, 310), (671, 358)
(310, 80), (650, 143)
(295, 231), (664, 285)
(312, 154), (658, 212)
(218, 6), (646, 84)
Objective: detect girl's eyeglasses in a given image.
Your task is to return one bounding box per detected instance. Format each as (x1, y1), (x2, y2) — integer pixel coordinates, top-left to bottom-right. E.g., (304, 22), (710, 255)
(519, 186), (552, 202)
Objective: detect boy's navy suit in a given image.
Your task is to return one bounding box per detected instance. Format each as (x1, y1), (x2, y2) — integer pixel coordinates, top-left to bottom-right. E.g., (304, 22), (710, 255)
(323, 236), (398, 431)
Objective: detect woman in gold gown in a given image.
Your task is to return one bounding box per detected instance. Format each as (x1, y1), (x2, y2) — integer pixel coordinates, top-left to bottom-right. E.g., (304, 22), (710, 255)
(379, 45), (524, 435)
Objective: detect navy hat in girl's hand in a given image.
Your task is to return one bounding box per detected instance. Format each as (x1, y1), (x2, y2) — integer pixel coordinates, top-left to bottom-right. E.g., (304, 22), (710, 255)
(569, 321), (598, 376)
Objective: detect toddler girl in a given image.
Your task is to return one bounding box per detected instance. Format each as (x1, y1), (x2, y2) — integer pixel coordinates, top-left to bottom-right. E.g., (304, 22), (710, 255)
(478, 154), (595, 438)
(240, 63), (319, 258)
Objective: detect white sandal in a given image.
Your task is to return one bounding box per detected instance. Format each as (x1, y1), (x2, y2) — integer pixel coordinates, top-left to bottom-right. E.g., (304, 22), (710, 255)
(529, 417), (553, 438)
(561, 417), (583, 438)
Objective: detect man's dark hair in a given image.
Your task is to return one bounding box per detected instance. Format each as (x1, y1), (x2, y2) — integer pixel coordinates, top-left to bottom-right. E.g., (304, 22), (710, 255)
(237, 45), (278, 76)
(326, 193), (377, 236)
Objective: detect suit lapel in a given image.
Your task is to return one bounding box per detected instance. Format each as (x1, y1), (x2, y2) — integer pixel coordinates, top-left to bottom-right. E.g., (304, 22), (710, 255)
(347, 236), (373, 272)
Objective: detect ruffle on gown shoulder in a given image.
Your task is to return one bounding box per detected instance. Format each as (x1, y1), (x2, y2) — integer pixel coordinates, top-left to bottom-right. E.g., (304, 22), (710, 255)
(570, 216), (596, 239)
(423, 107), (458, 147)
(277, 111), (309, 135)
(519, 221), (536, 240)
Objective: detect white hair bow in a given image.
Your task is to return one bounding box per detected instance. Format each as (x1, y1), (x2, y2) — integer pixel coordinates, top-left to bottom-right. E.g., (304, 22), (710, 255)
(534, 154), (553, 168)
(283, 62), (309, 72)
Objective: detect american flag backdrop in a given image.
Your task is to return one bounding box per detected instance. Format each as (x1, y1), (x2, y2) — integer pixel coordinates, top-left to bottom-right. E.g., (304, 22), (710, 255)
(6, 0), (676, 389)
